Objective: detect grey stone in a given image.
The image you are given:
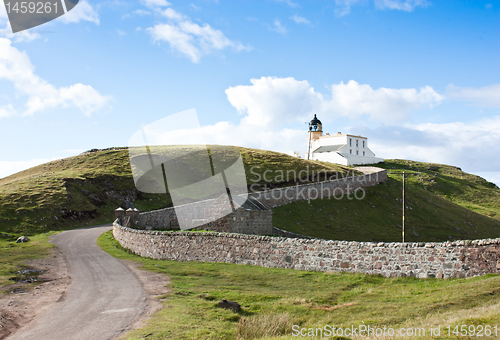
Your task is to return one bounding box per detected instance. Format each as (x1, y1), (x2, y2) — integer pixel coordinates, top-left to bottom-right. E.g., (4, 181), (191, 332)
(102, 181), (115, 189)
(16, 236), (29, 243)
(122, 200), (135, 210)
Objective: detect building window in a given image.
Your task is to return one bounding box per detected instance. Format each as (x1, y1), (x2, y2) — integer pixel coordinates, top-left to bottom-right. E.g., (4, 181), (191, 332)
(363, 141), (365, 148)
(356, 150), (359, 155)
(363, 151), (365, 156)
(349, 139), (352, 146)
(350, 149), (352, 154)
(356, 140), (359, 147)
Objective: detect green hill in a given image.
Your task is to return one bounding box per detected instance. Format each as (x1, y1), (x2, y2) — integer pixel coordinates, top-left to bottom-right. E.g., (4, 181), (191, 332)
(273, 160), (500, 242)
(379, 160), (500, 221)
(1, 147), (499, 242)
(0, 147), (348, 235)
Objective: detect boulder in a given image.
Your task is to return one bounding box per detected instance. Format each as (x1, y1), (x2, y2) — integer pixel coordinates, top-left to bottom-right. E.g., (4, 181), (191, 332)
(122, 200), (135, 210)
(217, 299), (241, 312)
(89, 194), (105, 206)
(102, 181), (115, 189)
(16, 236), (29, 243)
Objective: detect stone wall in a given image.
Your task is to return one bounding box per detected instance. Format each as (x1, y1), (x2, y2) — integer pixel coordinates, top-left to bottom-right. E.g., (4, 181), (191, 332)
(113, 222), (500, 279)
(137, 167), (388, 229)
(203, 209), (273, 235)
(139, 199), (215, 229)
(248, 168), (387, 208)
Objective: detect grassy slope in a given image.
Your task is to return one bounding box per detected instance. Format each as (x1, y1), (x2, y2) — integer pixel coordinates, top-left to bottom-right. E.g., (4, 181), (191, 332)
(99, 231), (500, 340)
(378, 160), (500, 221)
(273, 160), (500, 242)
(0, 232), (54, 296)
(0, 147), (349, 235)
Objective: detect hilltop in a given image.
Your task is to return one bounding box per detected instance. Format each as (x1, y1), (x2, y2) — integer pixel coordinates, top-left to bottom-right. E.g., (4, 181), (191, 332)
(0, 147), (499, 242)
(0, 147), (348, 235)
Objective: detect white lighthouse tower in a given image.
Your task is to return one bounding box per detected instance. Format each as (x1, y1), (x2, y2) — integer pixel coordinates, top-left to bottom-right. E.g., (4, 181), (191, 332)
(305, 114), (383, 166)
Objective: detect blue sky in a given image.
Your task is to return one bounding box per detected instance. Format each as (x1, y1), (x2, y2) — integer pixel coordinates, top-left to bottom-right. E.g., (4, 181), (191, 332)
(0, 0), (499, 184)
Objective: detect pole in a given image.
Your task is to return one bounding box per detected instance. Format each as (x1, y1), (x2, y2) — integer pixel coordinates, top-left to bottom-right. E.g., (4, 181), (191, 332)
(402, 171), (405, 243)
(307, 129), (312, 160)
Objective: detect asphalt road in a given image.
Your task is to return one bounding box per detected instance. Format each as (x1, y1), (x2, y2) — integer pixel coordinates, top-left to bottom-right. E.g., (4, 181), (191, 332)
(9, 224), (147, 340)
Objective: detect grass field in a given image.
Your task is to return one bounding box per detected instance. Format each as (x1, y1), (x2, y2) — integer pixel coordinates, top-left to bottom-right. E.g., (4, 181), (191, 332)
(98, 231), (500, 340)
(272, 177), (500, 242)
(0, 232), (54, 296)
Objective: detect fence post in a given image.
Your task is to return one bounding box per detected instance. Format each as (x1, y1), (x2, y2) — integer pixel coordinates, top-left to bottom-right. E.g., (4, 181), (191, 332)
(134, 208), (140, 228)
(115, 207), (125, 224)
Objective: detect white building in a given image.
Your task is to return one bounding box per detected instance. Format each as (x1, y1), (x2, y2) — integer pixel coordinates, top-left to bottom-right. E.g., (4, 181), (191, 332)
(305, 114), (383, 166)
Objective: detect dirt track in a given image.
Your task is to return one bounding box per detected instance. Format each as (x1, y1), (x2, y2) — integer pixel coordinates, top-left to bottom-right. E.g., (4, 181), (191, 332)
(6, 224), (166, 340)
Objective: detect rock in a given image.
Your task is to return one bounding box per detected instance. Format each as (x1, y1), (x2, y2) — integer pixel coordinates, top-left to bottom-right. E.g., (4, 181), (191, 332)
(16, 236), (29, 243)
(102, 181), (115, 189)
(89, 194), (105, 206)
(122, 200), (135, 210)
(217, 299), (241, 312)
(82, 189), (90, 196)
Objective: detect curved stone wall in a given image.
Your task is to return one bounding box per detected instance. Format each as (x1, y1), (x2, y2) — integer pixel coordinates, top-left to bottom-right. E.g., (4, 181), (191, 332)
(137, 167), (388, 229)
(113, 222), (500, 279)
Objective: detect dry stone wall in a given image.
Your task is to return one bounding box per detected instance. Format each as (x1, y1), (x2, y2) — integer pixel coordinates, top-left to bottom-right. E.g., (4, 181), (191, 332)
(113, 222), (500, 279)
(137, 167), (388, 229)
(203, 209), (273, 235)
(249, 168), (387, 208)
(139, 199), (215, 229)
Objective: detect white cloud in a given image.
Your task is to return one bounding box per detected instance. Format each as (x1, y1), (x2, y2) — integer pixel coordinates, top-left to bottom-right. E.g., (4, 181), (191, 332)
(374, 0), (429, 11)
(446, 84), (500, 108)
(291, 14), (310, 24)
(161, 7), (187, 21)
(133, 9), (151, 16)
(58, 0), (99, 25)
(0, 104), (15, 118)
(138, 78), (498, 177)
(225, 77), (442, 127)
(329, 80), (442, 121)
(0, 22), (40, 42)
(270, 19), (288, 34)
(171, 113), (500, 177)
(276, 0), (299, 7)
(141, 0), (171, 8)
(147, 7), (250, 63)
(0, 1), (7, 20)
(0, 37), (112, 116)
(333, 0), (429, 16)
(226, 77), (322, 128)
(0, 157), (58, 179)
(191, 114), (500, 177)
(333, 0), (363, 17)
(0, 4), (40, 41)
(365, 116), (500, 172)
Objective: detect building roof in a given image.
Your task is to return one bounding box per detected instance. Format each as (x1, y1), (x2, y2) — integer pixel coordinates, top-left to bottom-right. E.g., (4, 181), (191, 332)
(312, 145), (345, 153)
(310, 114), (322, 126)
